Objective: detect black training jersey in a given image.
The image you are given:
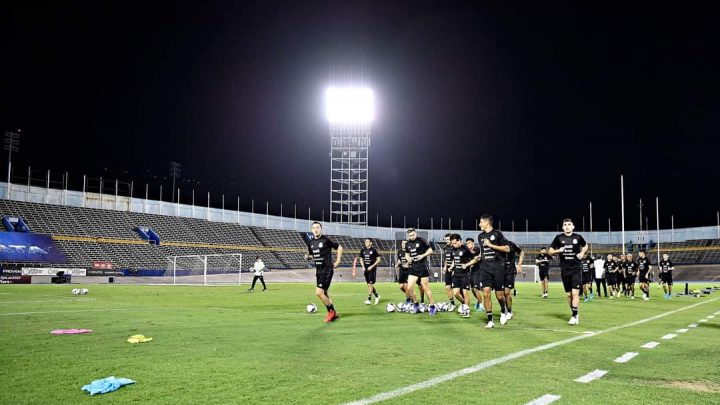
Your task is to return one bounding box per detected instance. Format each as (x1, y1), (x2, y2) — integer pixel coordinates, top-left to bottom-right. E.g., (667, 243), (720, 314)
(452, 245), (474, 276)
(550, 233), (587, 270)
(625, 260), (638, 276)
(637, 257), (651, 274)
(359, 247), (380, 268)
(307, 235), (339, 271)
(477, 229), (508, 270)
(604, 260), (618, 273)
(468, 245), (481, 273)
(505, 241), (522, 273)
(404, 237), (432, 264)
(581, 257), (594, 272)
(659, 259), (674, 273)
(397, 250), (409, 268)
(537, 253), (551, 270)
(444, 245), (454, 272)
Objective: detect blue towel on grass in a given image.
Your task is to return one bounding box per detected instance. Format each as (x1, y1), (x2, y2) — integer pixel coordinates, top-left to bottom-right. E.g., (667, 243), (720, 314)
(81, 376), (135, 395)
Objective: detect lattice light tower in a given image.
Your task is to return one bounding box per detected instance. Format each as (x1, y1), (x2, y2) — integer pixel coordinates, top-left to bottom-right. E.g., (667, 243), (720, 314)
(325, 86), (374, 225)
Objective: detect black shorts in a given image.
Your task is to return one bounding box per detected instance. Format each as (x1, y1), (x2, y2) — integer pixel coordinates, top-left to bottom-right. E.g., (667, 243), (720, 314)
(626, 275), (636, 284)
(479, 267), (504, 291)
(538, 268), (549, 280)
(398, 267), (409, 284)
(452, 275), (471, 290)
(316, 270), (334, 291)
(606, 273), (617, 285)
(471, 271), (482, 289)
(364, 269), (377, 284)
(444, 271), (453, 286)
(638, 272), (649, 283)
(504, 271), (516, 289)
(660, 272), (673, 285)
(581, 271), (593, 284)
(409, 262), (430, 278)
(561, 269), (582, 292)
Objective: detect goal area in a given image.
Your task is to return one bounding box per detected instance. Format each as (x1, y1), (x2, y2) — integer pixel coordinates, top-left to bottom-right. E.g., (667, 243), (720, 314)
(166, 254), (243, 285)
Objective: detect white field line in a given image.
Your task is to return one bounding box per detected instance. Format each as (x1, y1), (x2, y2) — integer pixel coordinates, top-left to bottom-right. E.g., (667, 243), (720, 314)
(525, 394), (561, 405)
(517, 327), (595, 335)
(0, 307), (167, 316)
(699, 319), (708, 323)
(676, 328), (689, 333)
(614, 352), (639, 363)
(641, 342), (660, 349)
(688, 323), (698, 328)
(575, 369), (608, 383)
(661, 334), (677, 340)
(343, 297), (720, 405)
(0, 299), (96, 304)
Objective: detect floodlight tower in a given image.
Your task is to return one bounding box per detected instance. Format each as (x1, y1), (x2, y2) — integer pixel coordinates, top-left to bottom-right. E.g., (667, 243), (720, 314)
(325, 86), (374, 225)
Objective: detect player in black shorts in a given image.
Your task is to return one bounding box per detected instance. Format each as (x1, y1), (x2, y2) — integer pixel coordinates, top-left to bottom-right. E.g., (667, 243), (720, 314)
(580, 254), (594, 302)
(403, 228), (437, 315)
(449, 234), (479, 318)
(604, 254), (618, 299)
(658, 253), (674, 299)
(304, 221), (343, 323)
(442, 234), (458, 311)
(504, 240), (523, 321)
(549, 218), (588, 325)
(466, 238), (483, 310)
(359, 238), (382, 305)
(536, 247), (551, 298)
(477, 214), (511, 328)
(617, 254), (627, 297)
(625, 253), (638, 299)
(636, 250), (652, 301)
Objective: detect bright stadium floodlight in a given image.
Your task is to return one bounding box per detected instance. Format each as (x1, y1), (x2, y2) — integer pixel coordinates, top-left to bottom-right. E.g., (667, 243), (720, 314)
(325, 87), (374, 124)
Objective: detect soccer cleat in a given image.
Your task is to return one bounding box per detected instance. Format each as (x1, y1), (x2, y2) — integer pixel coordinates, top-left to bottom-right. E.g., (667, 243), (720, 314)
(568, 316), (578, 325)
(506, 311), (513, 320)
(247, 288), (254, 292)
(584, 297), (589, 303)
(460, 310), (470, 318)
(500, 312), (508, 325)
(474, 301), (481, 310)
(589, 293), (594, 300)
(448, 304), (456, 312)
(643, 296), (649, 301)
(429, 305), (437, 316)
(631, 296), (635, 300)
(363, 299), (371, 305)
(374, 295), (381, 305)
(542, 293), (548, 298)
(410, 303), (419, 314)
(642, 293), (647, 299)
(324, 310), (339, 323)
(485, 321), (495, 329)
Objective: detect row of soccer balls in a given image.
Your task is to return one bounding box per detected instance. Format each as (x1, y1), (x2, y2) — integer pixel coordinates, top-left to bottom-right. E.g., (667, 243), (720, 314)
(305, 302), (471, 316)
(71, 288), (89, 295)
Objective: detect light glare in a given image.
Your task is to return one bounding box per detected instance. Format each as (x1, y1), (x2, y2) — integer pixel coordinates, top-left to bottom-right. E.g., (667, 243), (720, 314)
(325, 87), (374, 124)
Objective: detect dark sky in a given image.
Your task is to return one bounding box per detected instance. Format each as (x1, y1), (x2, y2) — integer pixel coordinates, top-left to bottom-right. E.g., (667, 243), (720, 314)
(2, 1), (719, 231)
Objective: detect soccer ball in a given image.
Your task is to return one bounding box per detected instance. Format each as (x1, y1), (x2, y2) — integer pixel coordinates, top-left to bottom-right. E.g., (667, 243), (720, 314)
(306, 303), (317, 313)
(396, 302), (405, 312)
(81, 288), (89, 295)
(71, 288), (80, 295)
(386, 303), (396, 313)
(459, 304), (470, 317)
(418, 303), (427, 313)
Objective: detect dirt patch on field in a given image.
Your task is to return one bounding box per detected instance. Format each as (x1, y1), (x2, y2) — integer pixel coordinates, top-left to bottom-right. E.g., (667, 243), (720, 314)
(665, 380), (720, 393)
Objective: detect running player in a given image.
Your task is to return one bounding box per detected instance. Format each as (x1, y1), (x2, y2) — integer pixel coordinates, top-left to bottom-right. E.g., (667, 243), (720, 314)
(504, 240), (523, 320)
(617, 254), (627, 297)
(580, 253), (594, 302)
(636, 250), (652, 301)
(450, 234), (479, 318)
(466, 238), (483, 310)
(442, 234), (457, 311)
(549, 218), (588, 325)
(536, 247), (551, 298)
(477, 214), (511, 328)
(658, 253), (674, 299)
(403, 228), (437, 315)
(625, 253), (638, 299)
(395, 241), (410, 299)
(304, 222), (343, 323)
(359, 238), (382, 305)
(604, 254), (618, 299)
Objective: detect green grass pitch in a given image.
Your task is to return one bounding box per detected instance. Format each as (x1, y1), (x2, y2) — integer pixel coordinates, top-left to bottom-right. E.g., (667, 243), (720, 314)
(1, 282), (719, 404)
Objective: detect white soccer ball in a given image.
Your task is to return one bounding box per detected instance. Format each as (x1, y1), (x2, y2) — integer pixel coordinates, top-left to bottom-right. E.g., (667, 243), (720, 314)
(81, 288), (89, 295)
(459, 304), (470, 317)
(397, 302), (405, 312)
(386, 303), (396, 313)
(71, 288), (80, 295)
(306, 303), (317, 313)
(418, 303), (427, 313)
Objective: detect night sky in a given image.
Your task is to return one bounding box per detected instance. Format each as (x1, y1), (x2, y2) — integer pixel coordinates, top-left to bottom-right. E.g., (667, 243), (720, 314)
(2, 2), (719, 231)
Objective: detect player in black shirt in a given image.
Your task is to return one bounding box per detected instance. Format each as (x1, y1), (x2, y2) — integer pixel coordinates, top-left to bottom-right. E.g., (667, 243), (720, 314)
(580, 254), (594, 302)
(536, 247), (551, 298)
(477, 214), (511, 328)
(466, 238), (484, 310)
(636, 250), (652, 301)
(359, 238), (382, 305)
(304, 222), (343, 323)
(658, 253), (674, 299)
(403, 228), (437, 315)
(396, 240), (410, 295)
(449, 234), (479, 317)
(442, 234), (458, 311)
(617, 254), (627, 297)
(625, 253), (638, 299)
(504, 240), (524, 321)
(604, 254), (617, 299)
(549, 218), (588, 325)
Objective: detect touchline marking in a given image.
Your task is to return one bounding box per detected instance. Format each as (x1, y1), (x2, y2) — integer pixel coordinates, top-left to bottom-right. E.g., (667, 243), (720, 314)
(342, 297), (720, 405)
(0, 307), (166, 316)
(661, 334), (677, 340)
(641, 342), (660, 349)
(688, 324), (698, 328)
(517, 327), (594, 335)
(614, 352), (639, 363)
(575, 369), (608, 383)
(676, 328), (689, 333)
(525, 394), (561, 405)
(699, 319), (708, 323)
(708, 315), (716, 319)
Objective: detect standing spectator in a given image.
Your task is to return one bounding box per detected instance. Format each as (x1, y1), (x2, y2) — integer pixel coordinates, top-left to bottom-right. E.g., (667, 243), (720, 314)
(248, 257), (267, 292)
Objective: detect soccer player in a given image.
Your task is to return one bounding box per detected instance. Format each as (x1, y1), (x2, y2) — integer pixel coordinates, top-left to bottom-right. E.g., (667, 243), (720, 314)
(248, 257), (267, 292)
(442, 234), (457, 311)
(593, 254), (608, 298)
(536, 247), (551, 298)
(359, 238), (382, 305)
(636, 250), (652, 301)
(604, 254), (617, 298)
(403, 228), (437, 315)
(477, 214), (511, 328)
(617, 254), (627, 297)
(504, 240), (523, 320)
(580, 253), (594, 302)
(625, 253), (638, 299)
(549, 218), (588, 325)
(304, 221), (343, 323)
(396, 240), (410, 297)
(450, 234), (479, 318)
(658, 253), (674, 299)
(466, 238), (484, 310)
